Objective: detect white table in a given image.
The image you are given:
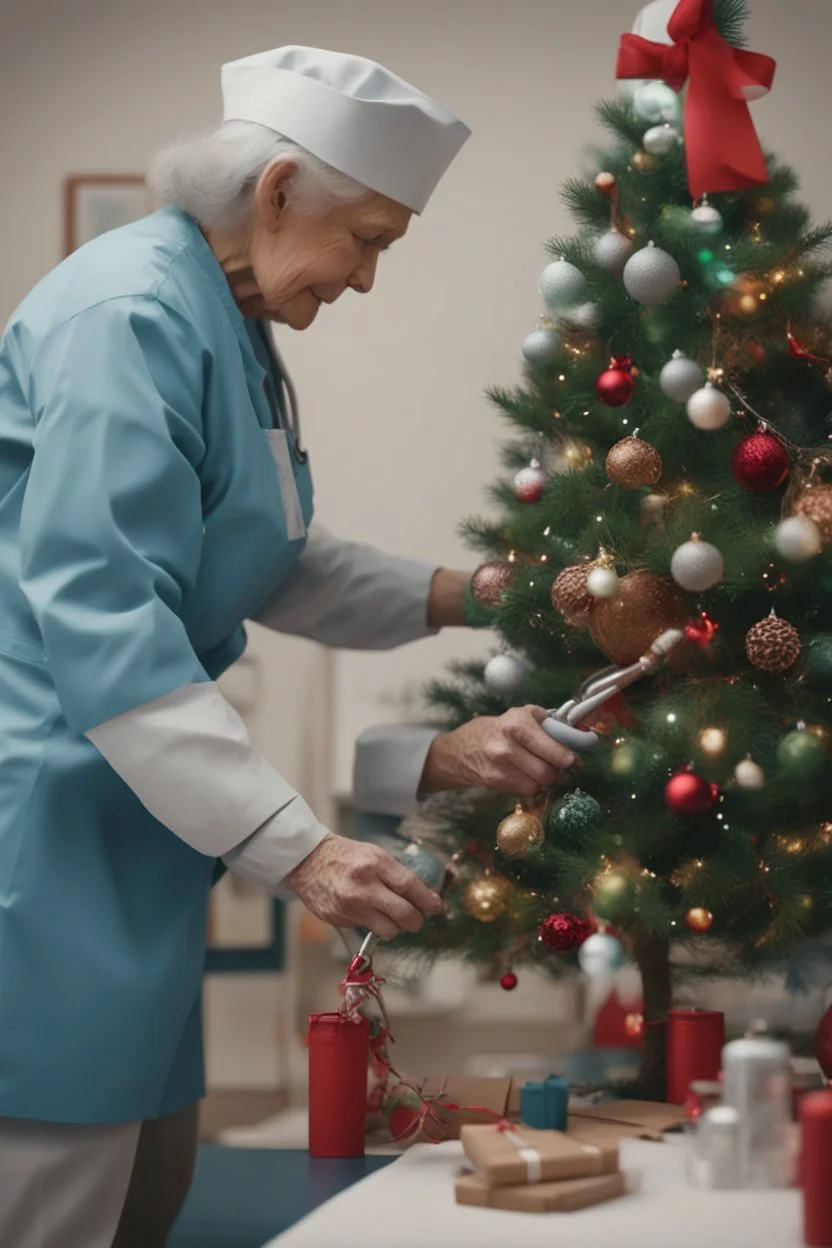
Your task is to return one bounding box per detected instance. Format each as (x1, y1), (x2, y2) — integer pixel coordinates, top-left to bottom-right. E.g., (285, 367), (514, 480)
(264, 1136), (803, 1248)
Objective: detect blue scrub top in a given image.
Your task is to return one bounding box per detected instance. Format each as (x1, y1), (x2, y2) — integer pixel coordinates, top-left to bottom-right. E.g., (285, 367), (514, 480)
(0, 208), (314, 1124)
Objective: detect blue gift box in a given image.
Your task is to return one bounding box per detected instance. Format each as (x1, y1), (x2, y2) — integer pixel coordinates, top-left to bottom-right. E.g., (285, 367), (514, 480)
(520, 1075), (569, 1131)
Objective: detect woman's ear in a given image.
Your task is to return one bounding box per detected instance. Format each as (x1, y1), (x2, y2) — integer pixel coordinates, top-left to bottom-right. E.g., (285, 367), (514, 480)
(255, 158), (298, 233)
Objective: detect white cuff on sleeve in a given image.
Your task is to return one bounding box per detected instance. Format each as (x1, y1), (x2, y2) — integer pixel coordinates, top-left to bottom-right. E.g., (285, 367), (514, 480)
(353, 723), (442, 818)
(222, 798), (330, 895)
(86, 682), (310, 858)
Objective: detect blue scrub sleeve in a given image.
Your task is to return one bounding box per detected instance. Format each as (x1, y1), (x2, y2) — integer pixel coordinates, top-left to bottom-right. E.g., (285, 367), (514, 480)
(20, 297), (209, 736)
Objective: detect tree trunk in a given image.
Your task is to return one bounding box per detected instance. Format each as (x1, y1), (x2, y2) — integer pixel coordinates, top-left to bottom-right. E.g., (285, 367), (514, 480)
(634, 933), (672, 1101)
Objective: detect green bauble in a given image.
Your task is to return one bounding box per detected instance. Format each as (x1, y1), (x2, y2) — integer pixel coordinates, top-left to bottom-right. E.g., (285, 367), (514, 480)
(548, 790), (603, 839)
(777, 729), (827, 780)
(593, 871), (637, 922)
(807, 637), (832, 686)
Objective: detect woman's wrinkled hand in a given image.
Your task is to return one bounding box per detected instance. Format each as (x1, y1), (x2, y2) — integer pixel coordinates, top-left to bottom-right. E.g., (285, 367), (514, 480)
(283, 836), (443, 940)
(420, 706), (577, 798)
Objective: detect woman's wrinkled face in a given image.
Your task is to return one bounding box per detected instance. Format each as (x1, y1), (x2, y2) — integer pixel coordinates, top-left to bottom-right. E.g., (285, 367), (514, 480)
(234, 159), (412, 329)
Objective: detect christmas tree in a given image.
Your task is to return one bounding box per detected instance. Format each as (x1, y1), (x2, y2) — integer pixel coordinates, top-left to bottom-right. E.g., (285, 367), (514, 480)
(402, 0), (832, 1098)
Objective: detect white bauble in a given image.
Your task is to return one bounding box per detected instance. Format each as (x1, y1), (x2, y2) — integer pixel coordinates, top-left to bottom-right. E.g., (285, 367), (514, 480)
(623, 242), (681, 306)
(539, 258), (587, 314)
(691, 203), (723, 235)
(633, 82), (682, 125)
(643, 123), (680, 155)
(593, 229), (633, 275)
(671, 538), (724, 592)
(578, 932), (624, 977)
(734, 758), (766, 790)
(522, 326), (561, 369)
(687, 384), (732, 431)
(774, 516), (823, 564)
(586, 567), (619, 599)
(567, 301), (599, 330)
(660, 351), (705, 403)
(484, 653), (530, 698)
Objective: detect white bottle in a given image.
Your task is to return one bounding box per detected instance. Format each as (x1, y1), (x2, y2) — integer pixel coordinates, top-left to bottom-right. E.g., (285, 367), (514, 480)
(722, 1028), (793, 1188)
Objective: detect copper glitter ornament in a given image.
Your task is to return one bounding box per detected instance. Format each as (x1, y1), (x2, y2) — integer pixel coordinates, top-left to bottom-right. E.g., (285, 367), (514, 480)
(794, 485), (832, 545)
(632, 150), (655, 172)
(463, 874), (512, 923)
(590, 570), (689, 667)
(551, 564), (592, 627)
(745, 612), (801, 674)
(685, 907), (714, 933)
(471, 561), (515, 609)
(496, 805), (545, 859)
(606, 437), (663, 490)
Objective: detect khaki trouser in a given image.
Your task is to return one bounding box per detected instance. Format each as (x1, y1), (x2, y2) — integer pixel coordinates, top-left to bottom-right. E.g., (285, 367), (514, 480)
(0, 1102), (199, 1248)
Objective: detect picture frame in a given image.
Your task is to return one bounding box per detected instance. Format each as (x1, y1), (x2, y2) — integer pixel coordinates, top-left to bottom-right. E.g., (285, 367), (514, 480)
(63, 174), (156, 256)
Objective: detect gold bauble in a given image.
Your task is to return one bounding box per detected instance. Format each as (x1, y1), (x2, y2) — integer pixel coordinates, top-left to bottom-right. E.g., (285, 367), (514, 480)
(589, 570), (689, 666)
(551, 564), (592, 627)
(685, 907), (714, 933)
(471, 561), (516, 609)
(496, 805), (545, 859)
(632, 150), (655, 172)
(794, 485), (832, 545)
(463, 874), (512, 923)
(745, 612), (801, 674)
(606, 437), (663, 490)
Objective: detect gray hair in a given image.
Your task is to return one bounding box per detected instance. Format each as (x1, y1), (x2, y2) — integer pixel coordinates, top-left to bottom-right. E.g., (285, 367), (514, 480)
(147, 121), (368, 227)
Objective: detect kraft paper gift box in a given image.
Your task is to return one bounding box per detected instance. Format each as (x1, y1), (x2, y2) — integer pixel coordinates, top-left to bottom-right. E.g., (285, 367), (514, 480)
(461, 1123), (619, 1187)
(568, 1099), (685, 1142)
(412, 1077), (522, 1142)
(455, 1170), (627, 1213)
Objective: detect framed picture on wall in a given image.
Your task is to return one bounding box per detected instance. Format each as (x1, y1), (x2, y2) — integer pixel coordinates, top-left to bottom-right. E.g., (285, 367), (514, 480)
(63, 174), (156, 256)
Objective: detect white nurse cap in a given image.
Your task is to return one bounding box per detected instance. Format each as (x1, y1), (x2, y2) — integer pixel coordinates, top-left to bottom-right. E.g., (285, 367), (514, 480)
(221, 46), (471, 214)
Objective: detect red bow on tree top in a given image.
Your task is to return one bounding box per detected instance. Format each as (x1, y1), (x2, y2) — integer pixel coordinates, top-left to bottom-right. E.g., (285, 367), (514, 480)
(616, 0), (776, 199)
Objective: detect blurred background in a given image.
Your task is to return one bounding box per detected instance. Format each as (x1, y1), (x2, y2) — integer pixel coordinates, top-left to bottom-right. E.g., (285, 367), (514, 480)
(3, 0), (831, 1145)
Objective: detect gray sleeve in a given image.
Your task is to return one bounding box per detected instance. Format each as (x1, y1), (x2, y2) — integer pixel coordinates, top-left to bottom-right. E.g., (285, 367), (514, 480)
(253, 524), (440, 651)
(353, 722), (443, 818)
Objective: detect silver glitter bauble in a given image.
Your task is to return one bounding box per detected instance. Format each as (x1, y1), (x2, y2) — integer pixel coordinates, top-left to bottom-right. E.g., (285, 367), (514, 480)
(623, 242), (681, 306)
(691, 203), (724, 235)
(687, 383), (732, 431)
(774, 516), (822, 564)
(539, 258), (587, 314)
(671, 537), (725, 592)
(484, 653), (530, 697)
(660, 350), (705, 403)
(633, 82), (682, 124)
(567, 301), (599, 330)
(593, 229), (633, 275)
(643, 123), (680, 155)
(522, 326), (561, 369)
(578, 932), (624, 976)
(734, 758), (765, 790)
(586, 567), (619, 599)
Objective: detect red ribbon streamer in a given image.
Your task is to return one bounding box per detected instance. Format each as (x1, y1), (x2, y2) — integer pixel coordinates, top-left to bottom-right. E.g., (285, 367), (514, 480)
(616, 0), (776, 198)
(788, 331), (831, 374)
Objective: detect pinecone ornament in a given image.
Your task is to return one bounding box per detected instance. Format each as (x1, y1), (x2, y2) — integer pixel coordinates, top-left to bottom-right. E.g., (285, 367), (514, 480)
(745, 612), (801, 674)
(551, 564), (592, 627)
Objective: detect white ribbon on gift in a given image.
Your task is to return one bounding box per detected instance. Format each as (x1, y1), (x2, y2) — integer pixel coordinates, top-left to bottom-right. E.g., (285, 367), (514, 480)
(499, 1127), (604, 1182)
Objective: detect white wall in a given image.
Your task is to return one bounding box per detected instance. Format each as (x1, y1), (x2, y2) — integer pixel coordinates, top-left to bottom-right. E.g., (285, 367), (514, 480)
(3, 0), (831, 797)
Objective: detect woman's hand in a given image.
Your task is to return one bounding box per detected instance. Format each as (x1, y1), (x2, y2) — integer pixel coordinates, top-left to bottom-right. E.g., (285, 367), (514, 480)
(419, 706), (577, 798)
(283, 836), (443, 939)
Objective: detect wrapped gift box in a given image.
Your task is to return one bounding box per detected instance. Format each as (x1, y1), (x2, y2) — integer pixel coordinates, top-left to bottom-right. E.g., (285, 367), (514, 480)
(405, 1076), (522, 1142)
(461, 1123), (619, 1187)
(568, 1099), (685, 1142)
(455, 1170), (627, 1213)
(520, 1076), (568, 1130)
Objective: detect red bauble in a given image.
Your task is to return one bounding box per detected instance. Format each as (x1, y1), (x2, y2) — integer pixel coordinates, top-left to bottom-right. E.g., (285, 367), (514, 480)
(513, 464), (547, 503)
(665, 769), (719, 815)
(500, 972), (518, 991)
(539, 911), (592, 952)
(815, 1003), (832, 1079)
(731, 431), (790, 494)
(596, 358), (636, 407)
(686, 613), (719, 646)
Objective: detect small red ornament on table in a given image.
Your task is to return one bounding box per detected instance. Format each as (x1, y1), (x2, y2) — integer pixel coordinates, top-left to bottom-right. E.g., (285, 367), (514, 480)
(596, 356), (636, 407)
(731, 431), (790, 493)
(665, 768), (719, 815)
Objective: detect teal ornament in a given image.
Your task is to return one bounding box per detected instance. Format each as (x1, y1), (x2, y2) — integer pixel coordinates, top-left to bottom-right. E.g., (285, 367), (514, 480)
(396, 842), (448, 893)
(807, 637), (832, 686)
(521, 1076), (569, 1131)
(549, 790), (603, 839)
(633, 82), (682, 125)
(777, 729), (827, 780)
(522, 326), (561, 369)
(578, 932), (624, 976)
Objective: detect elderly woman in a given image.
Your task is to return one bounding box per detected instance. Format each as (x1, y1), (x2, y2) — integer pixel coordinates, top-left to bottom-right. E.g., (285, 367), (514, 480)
(0, 45), (576, 1245)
